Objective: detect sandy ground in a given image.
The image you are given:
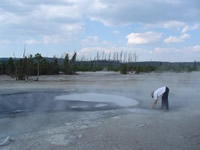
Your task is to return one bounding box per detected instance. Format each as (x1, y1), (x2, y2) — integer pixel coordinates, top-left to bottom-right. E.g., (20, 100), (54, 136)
(0, 71), (200, 150)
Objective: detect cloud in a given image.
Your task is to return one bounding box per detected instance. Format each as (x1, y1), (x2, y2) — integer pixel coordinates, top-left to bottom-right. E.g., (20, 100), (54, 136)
(164, 33), (190, 43)
(25, 39), (40, 45)
(87, 0), (200, 26)
(163, 21), (185, 30)
(127, 32), (162, 45)
(146, 21), (199, 34)
(182, 24), (199, 33)
(60, 23), (83, 33)
(0, 0), (199, 44)
(145, 21), (186, 31)
(151, 46), (200, 61)
(81, 36), (99, 46)
(0, 0), (84, 44)
(0, 11), (24, 24)
(193, 45), (200, 52)
(32, 4), (81, 20)
(113, 30), (120, 34)
(102, 40), (112, 45)
(43, 35), (65, 44)
(0, 40), (11, 44)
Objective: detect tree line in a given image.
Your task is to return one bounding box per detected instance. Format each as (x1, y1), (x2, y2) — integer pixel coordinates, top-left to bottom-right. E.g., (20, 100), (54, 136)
(0, 53), (77, 80)
(0, 51), (199, 80)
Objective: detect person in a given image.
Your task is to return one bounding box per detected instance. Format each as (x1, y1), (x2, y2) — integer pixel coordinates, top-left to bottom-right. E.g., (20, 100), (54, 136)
(151, 86), (169, 110)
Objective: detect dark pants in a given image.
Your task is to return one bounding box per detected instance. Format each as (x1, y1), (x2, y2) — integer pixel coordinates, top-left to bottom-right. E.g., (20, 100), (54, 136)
(161, 87), (169, 110)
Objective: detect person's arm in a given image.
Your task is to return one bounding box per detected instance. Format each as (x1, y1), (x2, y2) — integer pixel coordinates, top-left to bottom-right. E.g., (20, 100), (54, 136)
(152, 99), (158, 109)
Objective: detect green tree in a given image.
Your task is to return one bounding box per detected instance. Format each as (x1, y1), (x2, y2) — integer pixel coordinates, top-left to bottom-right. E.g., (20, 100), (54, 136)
(0, 63), (1, 74)
(1, 63), (6, 74)
(27, 55), (34, 77)
(52, 57), (59, 74)
(64, 53), (70, 74)
(16, 59), (26, 80)
(40, 58), (49, 75)
(70, 52), (77, 74)
(6, 57), (15, 76)
(120, 64), (128, 74)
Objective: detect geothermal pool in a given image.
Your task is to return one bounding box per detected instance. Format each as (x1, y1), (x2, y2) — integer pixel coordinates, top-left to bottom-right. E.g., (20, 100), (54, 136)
(55, 93), (138, 107)
(0, 92), (138, 115)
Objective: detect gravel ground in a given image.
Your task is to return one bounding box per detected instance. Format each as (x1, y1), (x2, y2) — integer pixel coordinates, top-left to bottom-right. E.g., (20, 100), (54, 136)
(0, 71), (200, 150)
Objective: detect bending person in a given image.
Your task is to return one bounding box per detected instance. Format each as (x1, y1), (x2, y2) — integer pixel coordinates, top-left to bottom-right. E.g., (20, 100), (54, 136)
(151, 86), (169, 110)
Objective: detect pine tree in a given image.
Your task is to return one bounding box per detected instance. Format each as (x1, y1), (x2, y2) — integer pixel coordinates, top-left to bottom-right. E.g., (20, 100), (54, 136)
(16, 59), (26, 80)
(70, 52), (77, 74)
(6, 57), (15, 76)
(64, 53), (70, 74)
(52, 57), (59, 74)
(27, 55), (34, 77)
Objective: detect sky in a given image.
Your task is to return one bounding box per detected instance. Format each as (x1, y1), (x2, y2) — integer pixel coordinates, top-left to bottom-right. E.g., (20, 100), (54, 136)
(0, 0), (200, 62)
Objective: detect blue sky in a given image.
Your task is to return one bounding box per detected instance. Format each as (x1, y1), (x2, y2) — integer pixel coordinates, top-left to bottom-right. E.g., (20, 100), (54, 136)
(0, 0), (200, 61)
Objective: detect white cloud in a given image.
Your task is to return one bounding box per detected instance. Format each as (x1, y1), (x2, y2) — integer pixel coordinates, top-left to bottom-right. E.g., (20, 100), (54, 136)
(146, 21), (199, 33)
(164, 33), (190, 43)
(43, 35), (65, 44)
(151, 46), (200, 61)
(81, 36), (99, 46)
(113, 30), (120, 34)
(145, 21), (186, 31)
(0, 40), (11, 44)
(0, 1), (84, 44)
(127, 32), (162, 45)
(0, 0), (199, 43)
(1, 0), (200, 28)
(163, 21), (186, 29)
(60, 23), (83, 33)
(32, 4), (81, 20)
(102, 40), (112, 45)
(25, 39), (40, 45)
(182, 24), (199, 33)
(0, 11), (24, 24)
(87, 0), (200, 26)
(193, 45), (200, 52)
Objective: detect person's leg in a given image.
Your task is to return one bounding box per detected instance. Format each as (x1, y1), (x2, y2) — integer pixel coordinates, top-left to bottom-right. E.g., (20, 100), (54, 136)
(162, 87), (169, 110)
(165, 87), (169, 110)
(165, 98), (169, 110)
(161, 98), (164, 109)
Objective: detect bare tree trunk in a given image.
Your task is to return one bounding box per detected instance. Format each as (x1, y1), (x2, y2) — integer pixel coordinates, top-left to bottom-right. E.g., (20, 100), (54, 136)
(134, 52), (138, 62)
(37, 62), (39, 81)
